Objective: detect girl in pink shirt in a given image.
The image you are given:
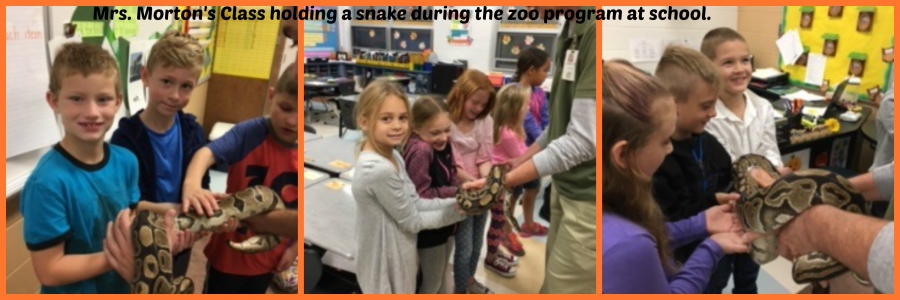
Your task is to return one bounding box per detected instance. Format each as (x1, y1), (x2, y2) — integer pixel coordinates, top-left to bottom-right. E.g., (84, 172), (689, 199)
(448, 70), (515, 293)
(486, 84), (533, 276)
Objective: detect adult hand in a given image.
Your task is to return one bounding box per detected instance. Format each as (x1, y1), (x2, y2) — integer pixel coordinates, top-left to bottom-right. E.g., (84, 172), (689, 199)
(705, 203), (740, 235)
(775, 206), (820, 261)
(504, 156), (528, 170)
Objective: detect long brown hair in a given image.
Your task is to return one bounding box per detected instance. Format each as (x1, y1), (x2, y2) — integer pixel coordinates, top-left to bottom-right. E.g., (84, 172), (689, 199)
(602, 60), (677, 274)
(353, 78), (410, 159)
(492, 84), (530, 145)
(446, 69), (496, 122)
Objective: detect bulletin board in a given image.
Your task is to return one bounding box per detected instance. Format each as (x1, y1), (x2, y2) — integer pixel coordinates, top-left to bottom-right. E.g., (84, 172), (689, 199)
(390, 28), (432, 51)
(351, 26), (389, 50)
(211, 7), (280, 80)
(780, 6), (894, 101)
(304, 6), (339, 58)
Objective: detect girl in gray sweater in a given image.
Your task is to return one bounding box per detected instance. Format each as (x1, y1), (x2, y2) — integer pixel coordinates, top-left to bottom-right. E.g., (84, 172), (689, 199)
(350, 79), (468, 294)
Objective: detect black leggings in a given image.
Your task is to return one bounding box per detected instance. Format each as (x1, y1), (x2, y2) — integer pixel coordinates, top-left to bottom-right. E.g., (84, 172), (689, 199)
(172, 247), (191, 279)
(202, 264), (274, 294)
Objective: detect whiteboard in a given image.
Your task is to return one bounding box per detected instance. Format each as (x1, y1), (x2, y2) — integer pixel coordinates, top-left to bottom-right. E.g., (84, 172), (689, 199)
(5, 6), (61, 159)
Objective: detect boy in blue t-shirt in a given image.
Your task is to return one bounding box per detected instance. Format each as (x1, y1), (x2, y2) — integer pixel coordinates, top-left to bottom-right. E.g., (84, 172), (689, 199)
(20, 43), (194, 294)
(111, 30), (212, 279)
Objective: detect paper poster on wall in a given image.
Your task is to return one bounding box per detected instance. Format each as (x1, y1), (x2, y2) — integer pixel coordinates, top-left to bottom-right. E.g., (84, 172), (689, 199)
(448, 18), (473, 46)
(629, 38), (661, 62)
(782, 148), (811, 171)
(6, 6), (63, 158)
(804, 53), (827, 85)
(127, 41), (147, 116)
(112, 6), (138, 39)
(830, 136), (851, 167)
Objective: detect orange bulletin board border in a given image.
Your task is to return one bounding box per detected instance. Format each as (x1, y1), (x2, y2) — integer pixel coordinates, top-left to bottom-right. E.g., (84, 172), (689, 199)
(3, 0), (898, 297)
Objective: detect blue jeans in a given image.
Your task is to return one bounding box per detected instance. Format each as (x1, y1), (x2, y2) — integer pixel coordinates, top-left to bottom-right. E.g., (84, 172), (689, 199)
(705, 253), (759, 294)
(453, 213), (488, 293)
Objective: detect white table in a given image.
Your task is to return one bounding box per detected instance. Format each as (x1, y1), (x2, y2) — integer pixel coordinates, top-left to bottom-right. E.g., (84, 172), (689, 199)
(304, 136), (357, 176)
(339, 168), (355, 180)
(304, 169), (328, 188)
(303, 178), (357, 273)
(304, 131), (321, 142)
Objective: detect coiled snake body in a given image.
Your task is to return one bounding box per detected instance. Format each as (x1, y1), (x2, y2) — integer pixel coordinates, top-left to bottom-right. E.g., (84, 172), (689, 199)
(733, 154), (868, 292)
(455, 166), (522, 232)
(130, 185), (286, 293)
(455, 165), (505, 214)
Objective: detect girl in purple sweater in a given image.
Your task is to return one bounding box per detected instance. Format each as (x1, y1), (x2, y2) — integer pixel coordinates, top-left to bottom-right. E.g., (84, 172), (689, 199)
(513, 47), (550, 239)
(601, 60), (757, 294)
(402, 96), (458, 293)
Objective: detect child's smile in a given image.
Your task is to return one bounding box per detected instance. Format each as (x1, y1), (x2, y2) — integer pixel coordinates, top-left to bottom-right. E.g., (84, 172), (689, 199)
(49, 74), (120, 143)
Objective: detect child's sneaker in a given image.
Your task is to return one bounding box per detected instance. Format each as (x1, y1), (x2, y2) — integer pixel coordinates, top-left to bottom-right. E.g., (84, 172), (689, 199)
(518, 222), (548, 238)
(503, 233), (525, 256)
(495, 250), (519, 266)
(467, 280), (494, 294)
(484, 256), (517, 278)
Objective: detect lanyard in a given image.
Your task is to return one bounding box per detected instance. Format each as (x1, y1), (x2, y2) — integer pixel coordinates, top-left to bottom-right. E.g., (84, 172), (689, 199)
(692, 135), (707, 191)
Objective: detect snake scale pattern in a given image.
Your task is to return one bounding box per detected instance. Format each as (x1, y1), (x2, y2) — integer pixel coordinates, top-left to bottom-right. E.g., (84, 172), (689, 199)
(455, 165), (505, 214)
(733, 154), (869, 291)
(130, 185), (286, 294)
(454, 165), (522, 232)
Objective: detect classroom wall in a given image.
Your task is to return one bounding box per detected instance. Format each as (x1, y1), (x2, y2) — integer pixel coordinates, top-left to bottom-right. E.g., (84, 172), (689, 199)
(601, 6), (738, 73)
(431, 6), (501, 73)
(737, 6), (784, 70)
(335, 6), (507, 74)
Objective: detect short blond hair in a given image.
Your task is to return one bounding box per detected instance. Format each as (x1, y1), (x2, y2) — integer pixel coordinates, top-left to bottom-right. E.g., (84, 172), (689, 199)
(146, 30), (205, 74)
(49, 43), (121, 99)
(655, 45), (722, 103)
(700, 27), (747, 61)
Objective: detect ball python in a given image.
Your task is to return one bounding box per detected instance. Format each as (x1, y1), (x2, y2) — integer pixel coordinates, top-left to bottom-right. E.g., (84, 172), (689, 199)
(455, 165), (506, 214)
(732, 154), (868, 292)
(453, 165), (523, 233)
(130, 185), (286, 294)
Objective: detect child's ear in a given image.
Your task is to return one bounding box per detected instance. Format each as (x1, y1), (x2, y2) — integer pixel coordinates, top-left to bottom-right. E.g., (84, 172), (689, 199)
(610, 140), (629, 170)
(45, 91), (59, 113)
(140, 66), (149, 86)
(357, 116), (368, 130)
